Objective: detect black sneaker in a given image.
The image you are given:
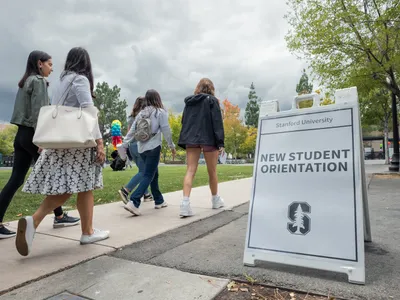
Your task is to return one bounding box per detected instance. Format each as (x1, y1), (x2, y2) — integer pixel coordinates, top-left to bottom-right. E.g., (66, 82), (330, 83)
(118, 187), (129, 204)
(143, 194), (153, 202)
(0, 224), (16, 239)
(53, 212), (80, 228)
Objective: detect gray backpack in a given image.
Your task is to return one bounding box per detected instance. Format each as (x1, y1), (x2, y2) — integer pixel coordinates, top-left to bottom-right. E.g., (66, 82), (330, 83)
(134, 109), (157, 142)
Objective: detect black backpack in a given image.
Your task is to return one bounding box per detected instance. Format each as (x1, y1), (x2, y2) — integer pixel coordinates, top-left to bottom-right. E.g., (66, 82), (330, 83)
(110, 150), (126, 171)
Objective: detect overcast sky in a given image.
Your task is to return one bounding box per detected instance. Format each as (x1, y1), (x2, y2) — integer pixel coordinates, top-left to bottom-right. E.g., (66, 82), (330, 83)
(0, 0), (314, 123)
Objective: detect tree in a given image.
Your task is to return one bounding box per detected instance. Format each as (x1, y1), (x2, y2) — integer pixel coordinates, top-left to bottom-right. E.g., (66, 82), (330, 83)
(296, 70), (314, 108)
(296, 69), (313, 95)
(161, 111), (182, 162)
(222, 99), (247, 159)
(360, 88), (392, 164)
(293, 204), (305, 234)
(239, 126), (257, 157)
(285, 0), (400, 99)
(93, 82), (128, 140)
(222, 98), (240, 120)
(245, 82), (260, 127)
(0, 125), (17, 155)
(315, 89), (335, 106)
(297, 100), (314, 109)
(342, 65), (394, 163)
(320, 98), (335, 106)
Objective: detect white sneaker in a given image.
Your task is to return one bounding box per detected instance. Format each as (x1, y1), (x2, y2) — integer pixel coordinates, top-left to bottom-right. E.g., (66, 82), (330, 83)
(16, 216), (36, 256)
(212, 196), (225, 209)
(80, 228), (110, 245)
(180, 201), (194, 217)
(124, 201), (142, 216)
(155, 202), (168, 209)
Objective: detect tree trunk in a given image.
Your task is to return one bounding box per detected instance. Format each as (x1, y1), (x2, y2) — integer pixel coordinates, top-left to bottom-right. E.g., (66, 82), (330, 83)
(99, 123), (107, 139)
(384, 120), (389, 165)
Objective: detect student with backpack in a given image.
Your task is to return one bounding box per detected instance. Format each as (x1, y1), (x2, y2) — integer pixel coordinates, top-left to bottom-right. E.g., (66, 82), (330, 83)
(120, 89), (176, 216)
(118, 97), (153, 203)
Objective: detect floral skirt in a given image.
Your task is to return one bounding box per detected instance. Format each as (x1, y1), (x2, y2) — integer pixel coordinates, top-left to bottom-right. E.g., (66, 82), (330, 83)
(23, 148), (103, 195)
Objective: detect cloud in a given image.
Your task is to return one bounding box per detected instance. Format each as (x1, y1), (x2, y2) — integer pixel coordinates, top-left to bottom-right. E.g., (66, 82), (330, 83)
(0, 0), (311, 122)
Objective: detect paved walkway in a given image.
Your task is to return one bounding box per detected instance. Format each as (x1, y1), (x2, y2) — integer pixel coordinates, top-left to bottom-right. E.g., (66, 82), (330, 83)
(130, 175), (398, 300)
(0, 178), (251, 298)
(1, 257), (229, 300)
(0, 161), (397, 300)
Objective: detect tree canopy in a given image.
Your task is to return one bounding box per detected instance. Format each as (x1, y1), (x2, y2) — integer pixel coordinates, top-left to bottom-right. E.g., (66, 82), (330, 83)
(286, 0), (400, 98)
(161, 111), (183, 162)
(93, 82), (128, 139)
(296, 70), (314, 108)
(296, 69), (313, 95)
(0, 125), (17, 156)
(222, 99), (248, 158)
(245, 82), (260, 127)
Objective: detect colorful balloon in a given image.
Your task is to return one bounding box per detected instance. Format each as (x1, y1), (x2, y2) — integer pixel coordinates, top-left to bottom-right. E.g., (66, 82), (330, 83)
(111, 120), (122, 150)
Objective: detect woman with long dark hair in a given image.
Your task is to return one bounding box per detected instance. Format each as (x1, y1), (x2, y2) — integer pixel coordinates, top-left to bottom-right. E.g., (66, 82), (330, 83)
(15, 47), (109, 256)
(121, 89), (175, 216)
(118, 97), (153, 203)
(0, 51), (79, 239)
(178, 78), (225, 217)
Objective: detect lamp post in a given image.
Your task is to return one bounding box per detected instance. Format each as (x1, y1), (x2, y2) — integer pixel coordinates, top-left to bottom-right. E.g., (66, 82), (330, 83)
(386, 75), (399, 172)
(389, 91), (399, 171)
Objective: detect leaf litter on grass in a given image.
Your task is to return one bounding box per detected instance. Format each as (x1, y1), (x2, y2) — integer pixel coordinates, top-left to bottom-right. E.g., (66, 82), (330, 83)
(218, 281), (337, 300)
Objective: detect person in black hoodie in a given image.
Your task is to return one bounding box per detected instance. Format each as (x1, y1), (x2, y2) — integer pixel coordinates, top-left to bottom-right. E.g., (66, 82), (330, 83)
(178, 78), (225, 217)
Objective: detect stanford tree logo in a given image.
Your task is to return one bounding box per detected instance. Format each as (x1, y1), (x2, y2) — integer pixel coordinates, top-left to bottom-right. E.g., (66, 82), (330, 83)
(287, 202), (311, 235)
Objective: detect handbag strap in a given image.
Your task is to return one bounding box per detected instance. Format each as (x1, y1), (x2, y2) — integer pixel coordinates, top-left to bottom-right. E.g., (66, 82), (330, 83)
(55, 74), (78, 107)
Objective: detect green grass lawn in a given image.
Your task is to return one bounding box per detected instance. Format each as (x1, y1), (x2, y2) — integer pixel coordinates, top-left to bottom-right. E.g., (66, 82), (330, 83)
(0, 165), (253, 222)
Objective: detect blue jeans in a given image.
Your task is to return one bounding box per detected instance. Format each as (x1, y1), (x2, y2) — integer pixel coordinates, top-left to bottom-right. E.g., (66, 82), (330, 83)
(130, 146), (163, 207)
(125, 142), (149, 195)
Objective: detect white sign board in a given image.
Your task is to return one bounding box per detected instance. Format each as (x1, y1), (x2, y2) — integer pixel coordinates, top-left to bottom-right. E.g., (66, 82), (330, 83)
(244, 102), (365, 284)
(259, 100), (279, 118)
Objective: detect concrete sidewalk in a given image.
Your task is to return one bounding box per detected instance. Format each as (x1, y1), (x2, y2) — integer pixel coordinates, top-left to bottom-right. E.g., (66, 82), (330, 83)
(0, 257), (229, 300)
(111, 167), (399, 300)
(0, 178), (251, 296)
(130, 190), (398, 300)
(0, 161), (395, 300)
(4, 173), (398, 300)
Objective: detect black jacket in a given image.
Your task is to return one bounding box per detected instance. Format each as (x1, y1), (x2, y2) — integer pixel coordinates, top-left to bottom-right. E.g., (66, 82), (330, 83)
(178, 93), (224, 149)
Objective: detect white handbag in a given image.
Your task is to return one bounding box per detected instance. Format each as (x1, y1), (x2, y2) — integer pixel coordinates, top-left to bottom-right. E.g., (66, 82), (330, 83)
(33, 76), (99, 149)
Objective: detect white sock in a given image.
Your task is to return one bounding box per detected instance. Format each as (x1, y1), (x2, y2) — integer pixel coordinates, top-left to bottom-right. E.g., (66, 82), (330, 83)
(183, 196), (190, 203)
(212, 195), (219, 201)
